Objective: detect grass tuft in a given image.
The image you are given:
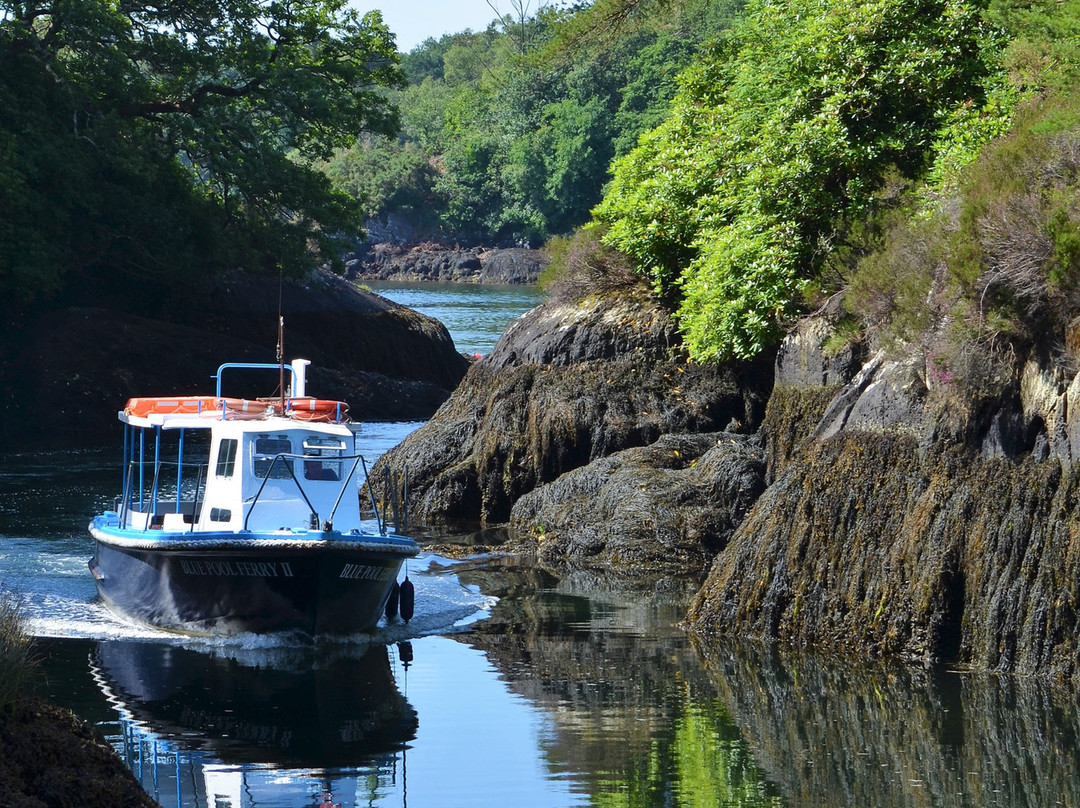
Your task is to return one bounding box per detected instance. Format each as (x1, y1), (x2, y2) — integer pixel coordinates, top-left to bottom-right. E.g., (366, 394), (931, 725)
(0, 592), (37, 714)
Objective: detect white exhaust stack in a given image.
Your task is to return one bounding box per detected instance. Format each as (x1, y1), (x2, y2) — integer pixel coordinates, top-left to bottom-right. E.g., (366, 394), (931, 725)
(290, 358), (311, 398)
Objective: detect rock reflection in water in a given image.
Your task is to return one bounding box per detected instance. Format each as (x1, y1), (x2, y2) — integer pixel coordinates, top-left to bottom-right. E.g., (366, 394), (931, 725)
(91, 639), (417, 807)
(453, 560), (784, 807)
(698, 642), (1080, 808)
(452, 557), (1080, 808)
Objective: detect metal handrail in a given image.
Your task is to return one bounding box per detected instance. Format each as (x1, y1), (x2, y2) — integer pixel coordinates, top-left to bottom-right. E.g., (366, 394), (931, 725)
(121, 458), (209, 530)
(325, 456), (365, 531)
(241, 452), (374, 533)
(213, 362), (296, 397)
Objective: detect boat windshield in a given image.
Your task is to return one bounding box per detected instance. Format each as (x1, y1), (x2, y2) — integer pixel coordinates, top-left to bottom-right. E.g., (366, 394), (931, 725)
(302, 437), (345, 482)
(253, 436), (294, 479)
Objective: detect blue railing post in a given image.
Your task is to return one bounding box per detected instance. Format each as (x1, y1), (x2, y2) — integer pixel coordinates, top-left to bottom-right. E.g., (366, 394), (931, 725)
(138, 429), (145, 512)
(151, 427), (162, 517)
(176, 428), (185, 515)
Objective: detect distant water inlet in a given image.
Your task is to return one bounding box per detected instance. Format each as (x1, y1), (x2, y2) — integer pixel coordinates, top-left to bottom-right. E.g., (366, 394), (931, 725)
(366, 281), (543, 357)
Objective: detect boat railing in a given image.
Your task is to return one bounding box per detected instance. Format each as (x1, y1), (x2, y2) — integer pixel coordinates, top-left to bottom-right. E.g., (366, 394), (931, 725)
(243, 452), (376, 534)
(119, 458), (208, 530)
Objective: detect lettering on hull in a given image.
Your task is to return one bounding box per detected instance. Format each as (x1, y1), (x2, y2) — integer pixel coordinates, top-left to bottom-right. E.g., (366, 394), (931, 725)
(179, 560), (296, 578)
(339, 563), (393, 582)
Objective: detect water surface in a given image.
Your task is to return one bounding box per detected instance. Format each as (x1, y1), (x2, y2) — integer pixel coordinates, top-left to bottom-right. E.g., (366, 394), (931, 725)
(366, 282), (543, 357)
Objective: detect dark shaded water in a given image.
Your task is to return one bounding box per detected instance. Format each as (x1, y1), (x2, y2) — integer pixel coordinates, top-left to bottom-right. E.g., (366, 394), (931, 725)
(3, 284), (1080, 806)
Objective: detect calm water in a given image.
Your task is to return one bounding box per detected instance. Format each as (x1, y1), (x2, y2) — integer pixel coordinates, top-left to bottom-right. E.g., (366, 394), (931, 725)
(3, 284), (1080, 807)
(366, 282), (543, 357)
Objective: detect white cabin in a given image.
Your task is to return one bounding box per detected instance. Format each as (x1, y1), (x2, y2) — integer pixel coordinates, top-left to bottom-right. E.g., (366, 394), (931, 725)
(113, 361), (369, 537)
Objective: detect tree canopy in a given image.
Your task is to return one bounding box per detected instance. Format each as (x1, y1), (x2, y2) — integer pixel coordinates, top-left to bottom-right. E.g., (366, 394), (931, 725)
(0, 0), (402, 314)
(593, 0), (1008, 360)
(325, 0), (743, 246)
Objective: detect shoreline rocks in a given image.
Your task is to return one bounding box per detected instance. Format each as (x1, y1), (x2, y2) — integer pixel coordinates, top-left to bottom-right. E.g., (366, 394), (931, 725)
(345, 243), (548, 285)
(508, 431), (766, 578)
(375, 291), (773, 528)
(686, 307), (1080, 680)
(371, 271), (1080, 680)
(0, 699), (158, 807)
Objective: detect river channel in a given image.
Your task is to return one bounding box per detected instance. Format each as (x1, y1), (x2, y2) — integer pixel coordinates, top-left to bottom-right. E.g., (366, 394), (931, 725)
(2, 283), (1079, 807)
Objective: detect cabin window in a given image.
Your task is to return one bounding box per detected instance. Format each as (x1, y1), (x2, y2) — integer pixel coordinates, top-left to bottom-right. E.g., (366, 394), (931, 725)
(302, 437), (344, 482)
(253, 436), (294, 478)
(215, 439), (238, 478)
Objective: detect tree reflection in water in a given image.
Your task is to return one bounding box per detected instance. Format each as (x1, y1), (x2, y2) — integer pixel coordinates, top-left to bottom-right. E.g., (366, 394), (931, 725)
(456, 557), (1080, 808)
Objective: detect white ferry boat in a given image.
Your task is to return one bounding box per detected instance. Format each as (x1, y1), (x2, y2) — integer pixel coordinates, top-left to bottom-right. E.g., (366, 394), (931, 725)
(88, 359), (418, 636)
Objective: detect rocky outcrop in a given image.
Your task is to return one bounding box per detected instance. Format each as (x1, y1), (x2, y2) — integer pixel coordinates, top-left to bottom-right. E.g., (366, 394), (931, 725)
(688, 434), (1080, 678)
(0, 700), (159, 808)
(375, 291), (773, 527)
(346, 243), (547, 284)
(507, 432), (765, 577)
(0, 268), (469, 448)
(687, 307), (1080, 680)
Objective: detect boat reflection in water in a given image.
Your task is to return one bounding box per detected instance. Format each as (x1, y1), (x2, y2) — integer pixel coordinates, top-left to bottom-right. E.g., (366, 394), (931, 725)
(90, 638), (418, 807)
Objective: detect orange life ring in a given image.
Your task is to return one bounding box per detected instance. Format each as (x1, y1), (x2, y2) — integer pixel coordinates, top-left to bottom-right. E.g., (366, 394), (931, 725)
(286, 398), (348, 422)
(222, 399), (271, 420)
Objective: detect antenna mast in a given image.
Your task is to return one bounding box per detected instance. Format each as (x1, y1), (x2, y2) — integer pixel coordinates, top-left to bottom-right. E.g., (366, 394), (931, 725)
(277, 315), (285, 414)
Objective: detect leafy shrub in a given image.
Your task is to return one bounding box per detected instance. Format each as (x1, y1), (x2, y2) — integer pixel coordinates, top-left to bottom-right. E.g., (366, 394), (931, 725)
(540, 226), (640, 303)
(595, 0), (1003, 361)
(956, 100), (1080, 343)
(846, 205), (944, 349)
(846, 94), (1080, 400)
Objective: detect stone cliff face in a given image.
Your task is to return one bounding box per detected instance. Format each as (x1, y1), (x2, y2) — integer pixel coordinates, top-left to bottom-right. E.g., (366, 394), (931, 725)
(374, 273), (1080, 680)
(689, 310), (1080, 681)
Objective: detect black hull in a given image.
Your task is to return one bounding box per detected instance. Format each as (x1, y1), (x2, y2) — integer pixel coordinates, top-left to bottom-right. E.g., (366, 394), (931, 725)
(90, 539), (407, 637)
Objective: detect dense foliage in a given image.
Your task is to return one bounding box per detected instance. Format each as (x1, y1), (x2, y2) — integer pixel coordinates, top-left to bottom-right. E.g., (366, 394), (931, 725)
(0, 0), (401, 315)
(8, 0), (1078, 370)
(325, 0), (743, 246)
(593, 0), (1010, 360)
(589, 0), (1080, 363)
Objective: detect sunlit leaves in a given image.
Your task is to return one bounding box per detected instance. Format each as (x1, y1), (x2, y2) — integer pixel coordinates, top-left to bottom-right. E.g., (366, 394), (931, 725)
(595, 0), (1002, 360)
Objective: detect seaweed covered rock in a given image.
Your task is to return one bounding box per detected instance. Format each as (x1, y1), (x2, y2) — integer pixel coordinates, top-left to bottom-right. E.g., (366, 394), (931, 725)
(377, 293), (773, 525)
(689, 422), (1080, 680)
(507, 432), (765, 576)
(687, 302), (1080, 680)
(0, 700), (159, 808)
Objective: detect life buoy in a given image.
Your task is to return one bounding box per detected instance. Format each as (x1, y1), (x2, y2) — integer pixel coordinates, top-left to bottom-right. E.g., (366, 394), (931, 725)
(286, 398), (348, 422)
(222, 399), (270, 420)
(124, 396), (271, 419)
(125, 396), (228, 417)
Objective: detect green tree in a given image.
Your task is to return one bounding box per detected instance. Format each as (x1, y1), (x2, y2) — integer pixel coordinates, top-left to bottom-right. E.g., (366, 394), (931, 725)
(595, 0), (1004, 360)
(0, 0), (402, 313)
(325, 0), (743, 246)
